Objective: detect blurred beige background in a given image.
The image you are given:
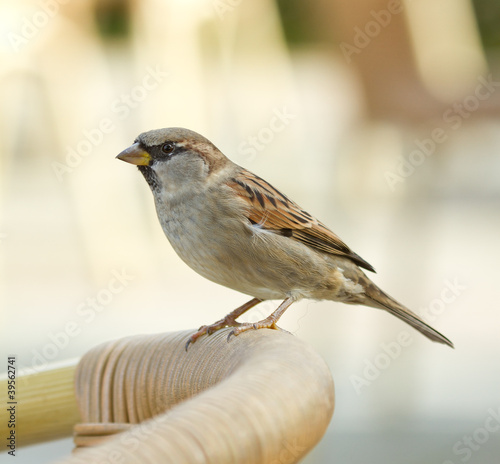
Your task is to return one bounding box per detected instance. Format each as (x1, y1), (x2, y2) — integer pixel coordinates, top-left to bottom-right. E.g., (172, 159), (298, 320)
(1, 0), (499, 462)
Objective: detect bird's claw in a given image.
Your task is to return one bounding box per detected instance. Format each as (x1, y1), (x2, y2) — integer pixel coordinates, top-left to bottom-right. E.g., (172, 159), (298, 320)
(186, 319), (242, 350)
(185, 325), (210, 351)
(206, 326), (217, 336)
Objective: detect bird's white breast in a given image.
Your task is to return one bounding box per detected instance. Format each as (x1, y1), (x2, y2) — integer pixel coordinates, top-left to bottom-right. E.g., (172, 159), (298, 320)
(151, 184), (349, 302)
(153, 187), (284, 299)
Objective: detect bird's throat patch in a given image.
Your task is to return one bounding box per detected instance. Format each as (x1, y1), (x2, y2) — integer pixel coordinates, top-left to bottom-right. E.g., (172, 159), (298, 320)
(138, 165), (161, 193)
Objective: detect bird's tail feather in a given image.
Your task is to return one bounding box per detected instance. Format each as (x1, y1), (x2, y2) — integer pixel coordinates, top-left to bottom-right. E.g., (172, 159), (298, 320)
(362, 281), (454, 348)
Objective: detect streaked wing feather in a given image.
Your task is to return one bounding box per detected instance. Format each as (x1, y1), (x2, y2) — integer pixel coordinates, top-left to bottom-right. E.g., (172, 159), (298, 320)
(229, 170), (375, 272)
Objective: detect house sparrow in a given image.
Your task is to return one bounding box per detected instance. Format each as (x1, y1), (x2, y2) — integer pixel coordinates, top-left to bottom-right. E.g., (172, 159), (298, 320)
(117, 127), (453, 349)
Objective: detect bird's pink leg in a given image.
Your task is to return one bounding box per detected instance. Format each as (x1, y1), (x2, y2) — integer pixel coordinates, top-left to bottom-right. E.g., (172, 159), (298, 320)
(185, 298), (262, 350)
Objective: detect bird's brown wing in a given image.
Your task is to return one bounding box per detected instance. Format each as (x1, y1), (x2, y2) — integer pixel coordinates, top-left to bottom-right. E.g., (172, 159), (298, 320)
(228, 169), (375, 272)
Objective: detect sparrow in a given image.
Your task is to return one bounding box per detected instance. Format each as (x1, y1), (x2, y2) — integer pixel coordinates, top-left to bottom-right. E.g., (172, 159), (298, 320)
(116, 127), (454, 349)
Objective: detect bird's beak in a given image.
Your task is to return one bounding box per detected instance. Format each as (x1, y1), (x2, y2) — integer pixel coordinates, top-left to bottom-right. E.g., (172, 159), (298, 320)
(116, 143), (151, 166)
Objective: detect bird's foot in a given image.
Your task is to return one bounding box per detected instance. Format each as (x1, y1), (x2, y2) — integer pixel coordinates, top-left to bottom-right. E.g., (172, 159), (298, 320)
(227, 318), (283, 341)
(185, 317), (241, 350)
(185, 298), (263, 351)
(227, 296), (296, 341)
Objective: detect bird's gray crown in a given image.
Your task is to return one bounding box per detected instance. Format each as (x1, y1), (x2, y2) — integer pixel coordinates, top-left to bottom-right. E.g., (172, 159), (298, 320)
(136, 127), (212, 147)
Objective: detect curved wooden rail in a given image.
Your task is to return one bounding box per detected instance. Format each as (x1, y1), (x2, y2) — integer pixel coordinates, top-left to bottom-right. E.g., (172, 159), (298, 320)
(62, 329), (334, 464)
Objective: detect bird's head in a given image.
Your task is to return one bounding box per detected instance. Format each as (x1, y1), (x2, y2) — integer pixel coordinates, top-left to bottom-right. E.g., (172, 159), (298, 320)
(116, 127), (228, 197)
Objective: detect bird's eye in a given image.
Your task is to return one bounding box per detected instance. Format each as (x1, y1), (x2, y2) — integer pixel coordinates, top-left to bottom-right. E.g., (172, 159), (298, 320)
(161, 143), (175, 154)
